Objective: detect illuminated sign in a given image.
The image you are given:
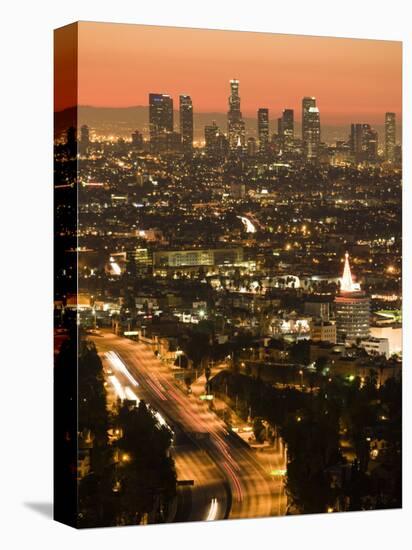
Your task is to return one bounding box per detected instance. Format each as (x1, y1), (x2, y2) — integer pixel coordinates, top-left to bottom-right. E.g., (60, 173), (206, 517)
(199, 394), (214, 401)
(270, 469), (286, 476)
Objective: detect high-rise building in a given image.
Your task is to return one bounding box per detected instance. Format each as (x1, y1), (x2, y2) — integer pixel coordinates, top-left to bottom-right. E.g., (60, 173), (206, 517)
(335, 253), (370, 342)
(279, 109), (294, 152)
(302, 97), (320, 160)
(149, 93), (173, 151)
(364, 127), (378, 163)
(350, 124), (363, 162)
(79, 125), (90, 156)
(227, 79), (245, 150)
(385, 112), (396, 161)
(333, 140), (352, 165)
(180, 95), (193, 152)
(350, 123), (378, 164)
(205, 121), (228, 157)
(205, 121), (219, 155)
(257, 108), (269, 152)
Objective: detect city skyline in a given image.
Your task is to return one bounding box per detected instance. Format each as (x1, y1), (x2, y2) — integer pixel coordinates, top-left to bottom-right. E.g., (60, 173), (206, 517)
(55, 22), (402, 126)
(54, 21), (402, 528)
(73, 81), (399, 157)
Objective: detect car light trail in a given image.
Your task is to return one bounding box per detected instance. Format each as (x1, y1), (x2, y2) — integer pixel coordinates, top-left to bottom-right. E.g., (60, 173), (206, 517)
(212, 434), (240, 471)
(105, 351), (139, 387)
(108, 375), (126, 400)
(238, 215), (256, 233)
(206, 498), (218, 521)
(145, 377), (167, 401)
(222, 461), (243, 502)
(124, 386), (140, 404)
(109, 257), (121, 275)
(104, 350), (176, 433)
(109, 374), (170, 429)
(153, 410), (167, 426)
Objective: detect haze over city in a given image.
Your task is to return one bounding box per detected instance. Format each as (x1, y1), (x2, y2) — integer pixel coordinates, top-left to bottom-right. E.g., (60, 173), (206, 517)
(55, 22), (402, 127)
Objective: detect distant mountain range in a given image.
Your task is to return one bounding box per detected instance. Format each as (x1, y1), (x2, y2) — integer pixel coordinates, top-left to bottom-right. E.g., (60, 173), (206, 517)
(55, 106), (394, 145)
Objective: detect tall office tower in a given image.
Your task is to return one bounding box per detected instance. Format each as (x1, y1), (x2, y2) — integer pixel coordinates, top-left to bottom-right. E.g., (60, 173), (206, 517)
(333, 140), (352, 165)
(80, 124), (89, 141)
(227, 79), (246, 150)
(79, 124), (90, 154)
(385, 112), (396, 161)
(131, 130), (143, 149)
(364, 126), (379, 163)
(302, 97), (320, 160)
(335, 253), (370, 342)
(205, 121), (219, 155)
(350, 123), (363, 162)
(180, 95), (193, 152)
(257, 108), (269, 152)
(350, 123), (378, 164)
(302, 96), (316, 141)
(149, 93), (173, 150)
(279, 109), (294, 151)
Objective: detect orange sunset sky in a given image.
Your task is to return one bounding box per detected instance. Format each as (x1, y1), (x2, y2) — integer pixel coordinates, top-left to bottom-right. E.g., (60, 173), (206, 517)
(55, 22), (402, 126)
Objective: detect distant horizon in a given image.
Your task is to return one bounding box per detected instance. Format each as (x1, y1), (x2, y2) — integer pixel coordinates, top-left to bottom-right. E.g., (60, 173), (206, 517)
(55, 104), (401, 145)
(56, 103), (402, 130)
(55, 22), (402, 126)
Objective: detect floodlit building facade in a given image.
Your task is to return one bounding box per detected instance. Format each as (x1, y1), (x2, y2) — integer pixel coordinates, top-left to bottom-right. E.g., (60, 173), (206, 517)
(335, 253), (370, 342)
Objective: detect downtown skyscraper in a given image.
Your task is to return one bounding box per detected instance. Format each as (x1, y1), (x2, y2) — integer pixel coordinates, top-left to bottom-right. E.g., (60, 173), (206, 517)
(79, 124), (90, 156)
(350, 123), (379, 164)
(149, 93), (173, 150)
(227, 79), (245, 150)
(204, 121), (228, 157)
(257, 108), (269, 152)
(302, 97), (320, 160)
(385, 112), (396, 162)
(278, 109), (294, 152)
(180, 95), (194, 152)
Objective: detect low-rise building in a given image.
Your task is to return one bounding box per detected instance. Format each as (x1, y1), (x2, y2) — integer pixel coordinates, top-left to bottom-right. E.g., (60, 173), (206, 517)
(359, 337), (390, 359)
(311, 320), (337, 344)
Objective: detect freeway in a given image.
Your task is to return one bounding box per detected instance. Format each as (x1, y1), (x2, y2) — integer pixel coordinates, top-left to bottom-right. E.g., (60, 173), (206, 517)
(238, 215), (257, 234)
(92, 330), (286, 522)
